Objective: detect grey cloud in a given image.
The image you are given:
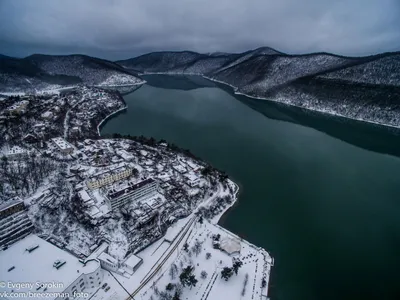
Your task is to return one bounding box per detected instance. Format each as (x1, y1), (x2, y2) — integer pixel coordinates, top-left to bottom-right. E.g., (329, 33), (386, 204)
(0, 0), (399, 59)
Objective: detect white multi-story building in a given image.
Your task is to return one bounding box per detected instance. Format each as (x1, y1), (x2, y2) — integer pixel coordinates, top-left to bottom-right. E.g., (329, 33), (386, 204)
(86, 165), (133, 190)
(0, 234), (103, 300)
(51, 137), (74, 154)
(103, 178), (159, 211)
(6, 146), (29, 159)
(0, 200), (34, 249)
(97, 252), (119, 272)
(184, 172), (200, 188)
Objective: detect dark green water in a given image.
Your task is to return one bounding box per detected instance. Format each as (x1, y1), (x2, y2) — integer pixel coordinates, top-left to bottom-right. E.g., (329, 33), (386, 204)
(102, 75), (400, 300)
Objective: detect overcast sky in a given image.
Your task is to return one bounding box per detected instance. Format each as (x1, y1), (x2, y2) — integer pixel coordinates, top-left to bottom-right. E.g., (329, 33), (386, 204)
(0, 0), (399, 60)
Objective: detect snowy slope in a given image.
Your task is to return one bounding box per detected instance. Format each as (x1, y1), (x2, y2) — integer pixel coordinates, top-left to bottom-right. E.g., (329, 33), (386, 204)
(317, 52), (400, 86)
(0, 55), (78, 93)
(182, 56), (233, 74)
(212, 53), (354, 93)
(117, 51), (203, 73)
(27, 54), (144, 87)
(0, 54), (144, 93)
(215, 46), (284, 73)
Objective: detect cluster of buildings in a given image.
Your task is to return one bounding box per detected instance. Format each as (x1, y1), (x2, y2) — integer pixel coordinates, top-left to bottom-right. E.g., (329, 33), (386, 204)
(5, 100), (29, 115)
(0, 98), (29, 125)
(75, 163), (163, 224)
(0, 194), (145, 299)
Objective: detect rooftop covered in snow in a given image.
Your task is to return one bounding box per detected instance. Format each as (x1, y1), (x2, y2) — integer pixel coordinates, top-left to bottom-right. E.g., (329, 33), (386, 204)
(0, 234), (100, 295)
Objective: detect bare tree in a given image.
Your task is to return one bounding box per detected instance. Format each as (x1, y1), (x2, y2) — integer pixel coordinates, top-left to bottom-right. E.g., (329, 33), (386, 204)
(169, 263), (178, 280)
(241, 273), (249, 296)
(158, 291), (172, 300)
(191, 239), (202, 257)
(201, 271), (208, 279)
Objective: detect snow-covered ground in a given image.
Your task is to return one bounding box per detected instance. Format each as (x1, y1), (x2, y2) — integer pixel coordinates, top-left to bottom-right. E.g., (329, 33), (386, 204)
(91, 215), (273, 300)
(98, 74), (144, 87)
(145, 220), (272, 300)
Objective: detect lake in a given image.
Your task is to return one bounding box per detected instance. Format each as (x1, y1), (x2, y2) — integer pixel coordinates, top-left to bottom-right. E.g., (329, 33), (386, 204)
(101, 75), (400, 300)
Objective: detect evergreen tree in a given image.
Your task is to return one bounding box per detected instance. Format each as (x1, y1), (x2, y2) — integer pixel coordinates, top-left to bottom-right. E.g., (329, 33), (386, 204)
(172, 291), (180, 300)
(183, 243), (189, 252)
(187, 274), (198, 289)
(232, 259), (243, 275)
(179, 266), (197, 289)
(221, 267), (233, 281)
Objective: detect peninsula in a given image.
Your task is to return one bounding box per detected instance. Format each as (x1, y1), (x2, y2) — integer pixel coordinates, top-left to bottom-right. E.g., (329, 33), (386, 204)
(0, 76), (273, 300)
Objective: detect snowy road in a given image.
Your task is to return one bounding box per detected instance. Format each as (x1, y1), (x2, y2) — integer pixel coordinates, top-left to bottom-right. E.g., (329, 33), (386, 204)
(63, 93), (87, 139)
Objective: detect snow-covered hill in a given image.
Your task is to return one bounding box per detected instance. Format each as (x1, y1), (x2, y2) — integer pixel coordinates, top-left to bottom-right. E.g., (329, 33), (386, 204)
(116, 47), (285, 75)
(0, 55), (77, 93)
(213, 53), (354, 94)
(0, 54), (144, 93)
(27, 54), (144, 86)
(117, 51), (204, 73)
(317, 53), (400, 87)
(214, 47), (285, 73)
(116, 48), (400, 128)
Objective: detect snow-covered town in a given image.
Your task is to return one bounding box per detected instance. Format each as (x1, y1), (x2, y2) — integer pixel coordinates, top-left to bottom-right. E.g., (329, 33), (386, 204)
(0, 87), (273, 300)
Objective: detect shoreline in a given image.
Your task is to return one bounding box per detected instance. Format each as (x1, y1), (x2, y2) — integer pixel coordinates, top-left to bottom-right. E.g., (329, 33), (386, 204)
(96, 106), (128, 136)
(96, 82), (147, 136)
(202, 75), (400, 132)
(135, 72), (400, 132)
(93, 83), (273, 298)
(213, 179), (274, 297)
(212, 179), (241, 225)
(95, 81), (146, 88)
(0, 82), (146, 98)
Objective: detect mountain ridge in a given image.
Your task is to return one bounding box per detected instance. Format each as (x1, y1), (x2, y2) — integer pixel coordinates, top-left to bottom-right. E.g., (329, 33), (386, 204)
(116, 47), (400, 128)
(0, 54), (144, 93)
(2, 47), (400, 128)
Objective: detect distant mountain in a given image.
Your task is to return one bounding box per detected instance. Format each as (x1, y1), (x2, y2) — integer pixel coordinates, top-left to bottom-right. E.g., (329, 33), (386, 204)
(2, 46), (400, 128)
(117, 51), (203, 73)
(116, 48), (400, 128)
(0, 55), (79, 93)
(116, 47), (285, 75)
(0, 54), (144, 93)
